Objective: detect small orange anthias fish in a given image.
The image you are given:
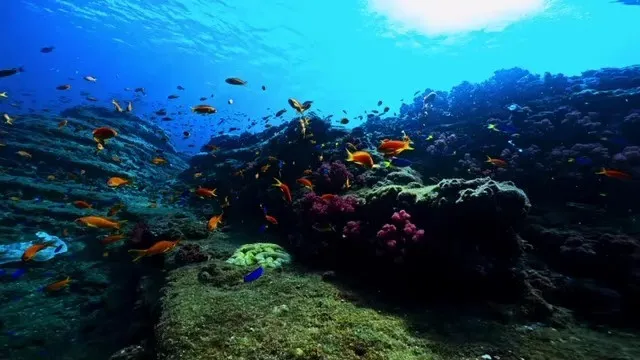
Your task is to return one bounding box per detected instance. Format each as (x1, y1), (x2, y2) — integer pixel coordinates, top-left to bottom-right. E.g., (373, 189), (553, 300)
(207, 213), (224, 231)
(596, 168), (632, 180)
(128, 240), (180, 262)
(195, 187), (217, 198)
(265, 214), (278, 225)
(151, 157), (168, 165)
(44, 277), (71, 293)
(107, 177), (130, 187)
(22, 242), (56, 262)
(320, 194), (337, 201)
(108, 203), (124, 217)
(486, 156), (508, 167)
(75, 216), (123, 230)
(58, 119), (68, 128)
(272, 178), (292, 203)
(296, 177), (314, 190)
(378, 138), (414, 156)
(346, 149), (376, 168)
(101, 233), (126, 245)
(73, 200), (92, 209)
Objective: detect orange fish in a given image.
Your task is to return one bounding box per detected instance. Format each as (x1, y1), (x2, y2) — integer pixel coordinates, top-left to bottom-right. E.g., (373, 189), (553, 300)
(272, 178), (292, 203)
(303, 169), (313, 176)
(151, 157), (168, 165)
(75, 216), (123, 230)
(22, 242), (55, 262)
(44, 277), (71, 292)
(195, 187), (217, 198)
(207, 213), (224, 231)
(296, 178), (314, 190)
(93, 127), (118, 142)
(192, 105), (217, 114)
(346, 149), (375, 168)
(101, 234), (126, 245)
(344, 177), (351, 189)
(486, 156), (507, 167)
(107, 203), (124, 217)
(378, 139), (414, 156)
(58, 119), (68, 128)
(128, 240), (180, 262)
(73, 200), (92, 209)
(107, 177), (129, 187)
(320, 194), (337, 201)
(596, 168), (632, 180)
(261, 164), (271, 173)
(265, 215), (278, 225)
(126, 101), (133, 112)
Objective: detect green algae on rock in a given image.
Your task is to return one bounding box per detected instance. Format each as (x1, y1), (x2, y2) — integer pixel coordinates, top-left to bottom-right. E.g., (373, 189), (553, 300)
(226, 242), (291, 268)
(156, 263), (436, 360)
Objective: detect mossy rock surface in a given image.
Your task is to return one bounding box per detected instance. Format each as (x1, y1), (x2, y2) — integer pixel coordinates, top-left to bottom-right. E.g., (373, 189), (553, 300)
(156, 264), (437, 360)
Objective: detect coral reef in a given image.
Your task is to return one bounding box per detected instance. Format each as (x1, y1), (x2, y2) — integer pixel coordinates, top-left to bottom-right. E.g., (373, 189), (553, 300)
(174, 243), (209, 266)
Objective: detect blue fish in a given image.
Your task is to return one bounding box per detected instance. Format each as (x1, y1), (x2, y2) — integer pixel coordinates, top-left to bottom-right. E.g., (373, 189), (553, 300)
(244, 266), (264, 283)
(0, 269), (5, 276)
(389, 157), (413, 168)
(576, 156), (593, 166)
(501, 124), (519, 134)
(54, 245), (63, 253)
(258, 224), (268, 233)
(278, 160), (285, 169)
(11, 268), (26, 280)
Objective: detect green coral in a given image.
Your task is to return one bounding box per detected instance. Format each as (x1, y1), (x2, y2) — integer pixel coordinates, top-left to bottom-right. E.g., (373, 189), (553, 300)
(226, 242), (291, 268)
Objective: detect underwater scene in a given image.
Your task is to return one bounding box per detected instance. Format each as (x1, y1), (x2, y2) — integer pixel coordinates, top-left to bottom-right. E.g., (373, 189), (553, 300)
(2, 0), (640, 359)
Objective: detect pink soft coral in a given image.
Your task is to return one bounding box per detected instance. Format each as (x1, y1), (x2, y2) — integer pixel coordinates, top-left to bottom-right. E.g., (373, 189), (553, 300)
(376, 210), (425, 254)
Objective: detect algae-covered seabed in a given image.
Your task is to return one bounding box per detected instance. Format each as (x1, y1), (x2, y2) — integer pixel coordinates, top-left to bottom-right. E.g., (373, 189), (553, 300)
(156, 232), (640, 360)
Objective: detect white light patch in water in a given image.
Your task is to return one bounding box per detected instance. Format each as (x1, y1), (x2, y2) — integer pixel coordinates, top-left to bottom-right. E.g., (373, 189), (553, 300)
(368, 0), (549, 36)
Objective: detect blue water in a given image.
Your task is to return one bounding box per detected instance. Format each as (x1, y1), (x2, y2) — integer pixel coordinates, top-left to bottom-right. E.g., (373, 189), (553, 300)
(2, 0), (640, 153)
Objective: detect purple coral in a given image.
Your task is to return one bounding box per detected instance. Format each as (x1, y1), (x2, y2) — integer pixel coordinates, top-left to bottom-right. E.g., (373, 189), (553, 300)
(342, 220), (362, 239)
(376, 210), (425, 256)
(299, 192), (359, 223)
(313, 161), (353, 193)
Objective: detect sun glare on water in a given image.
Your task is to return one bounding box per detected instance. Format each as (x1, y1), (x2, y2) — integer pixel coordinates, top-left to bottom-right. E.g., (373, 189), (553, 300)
(367, 0), (550, 36)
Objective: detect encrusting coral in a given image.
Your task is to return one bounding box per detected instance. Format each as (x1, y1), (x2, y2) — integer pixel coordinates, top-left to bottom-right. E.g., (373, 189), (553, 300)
(226, 242), (291, 268)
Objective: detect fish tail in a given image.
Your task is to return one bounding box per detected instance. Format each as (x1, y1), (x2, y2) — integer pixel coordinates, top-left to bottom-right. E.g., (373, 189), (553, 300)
(127, 249), (146, 262)
(272, 177), (282, 187)
(595, 168), (606, 175)
(346, 149), (354, 162)
(486, 156), (492, 162)
(18, 67), (24, 73)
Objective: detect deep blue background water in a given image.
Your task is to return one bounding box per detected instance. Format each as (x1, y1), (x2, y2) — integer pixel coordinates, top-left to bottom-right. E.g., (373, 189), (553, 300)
(2, 0), (640, 153)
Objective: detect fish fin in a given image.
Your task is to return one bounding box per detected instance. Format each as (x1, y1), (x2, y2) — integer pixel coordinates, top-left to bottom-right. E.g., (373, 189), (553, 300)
(127, 249), (146, 262)
(345, 149), (354, 162)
